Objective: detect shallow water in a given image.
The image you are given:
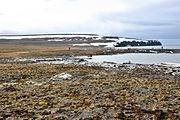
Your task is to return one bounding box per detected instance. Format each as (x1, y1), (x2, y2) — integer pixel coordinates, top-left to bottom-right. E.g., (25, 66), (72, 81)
(79, 53), (180, 64)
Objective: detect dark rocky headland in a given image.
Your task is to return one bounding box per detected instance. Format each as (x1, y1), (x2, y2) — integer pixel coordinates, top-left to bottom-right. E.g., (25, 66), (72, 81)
(114, 40), (162, 47)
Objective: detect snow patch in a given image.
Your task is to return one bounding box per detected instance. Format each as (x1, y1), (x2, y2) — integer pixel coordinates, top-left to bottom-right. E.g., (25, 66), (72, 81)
(160, 63), (180, 67)
(48, 39), (64, 42)
(73, 43), (91, 46)
(51, 73), (72, 81)
(73, 42), (116, 47)
(0, 34), (99, 40)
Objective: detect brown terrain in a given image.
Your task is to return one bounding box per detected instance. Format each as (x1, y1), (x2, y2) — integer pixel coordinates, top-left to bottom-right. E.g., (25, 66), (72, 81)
(0, 62), (179, 119)
(0, 37), (179, 119)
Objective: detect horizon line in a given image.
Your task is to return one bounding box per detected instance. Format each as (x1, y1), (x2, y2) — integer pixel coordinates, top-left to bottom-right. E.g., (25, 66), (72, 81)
(0, 33), (101, 36)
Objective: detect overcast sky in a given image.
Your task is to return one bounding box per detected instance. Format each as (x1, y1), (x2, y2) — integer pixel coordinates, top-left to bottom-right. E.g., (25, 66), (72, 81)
(0, 0), (179, 38)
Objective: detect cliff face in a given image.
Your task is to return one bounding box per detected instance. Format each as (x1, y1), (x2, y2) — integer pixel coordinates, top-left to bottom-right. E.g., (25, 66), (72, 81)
(114, 40), (162, 47)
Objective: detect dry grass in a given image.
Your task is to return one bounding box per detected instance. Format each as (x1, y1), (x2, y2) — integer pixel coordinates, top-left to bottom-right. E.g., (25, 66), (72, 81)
(0, 44), (100, 58)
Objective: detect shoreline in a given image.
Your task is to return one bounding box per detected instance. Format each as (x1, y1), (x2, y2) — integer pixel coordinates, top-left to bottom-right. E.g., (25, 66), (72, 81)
(0, 45), (179, 119)
(1, 54), (180, 78)
(1, 44), (180, 58)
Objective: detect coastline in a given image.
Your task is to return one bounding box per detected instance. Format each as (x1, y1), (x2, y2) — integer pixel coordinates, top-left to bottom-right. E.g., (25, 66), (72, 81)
(0, 51), (180, 119)
(0, 36), (179, 119)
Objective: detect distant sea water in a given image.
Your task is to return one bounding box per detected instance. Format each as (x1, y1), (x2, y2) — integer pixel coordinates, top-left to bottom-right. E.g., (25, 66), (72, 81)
(79, 39), (180, 65)
(82, 53), (180, 65)
(160, 39), (180, 49)
(113, 39), (180, 49)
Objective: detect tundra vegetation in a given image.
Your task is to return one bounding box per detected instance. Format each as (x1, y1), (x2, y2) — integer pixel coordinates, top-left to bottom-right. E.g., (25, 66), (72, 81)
(0, 35), (179, 119)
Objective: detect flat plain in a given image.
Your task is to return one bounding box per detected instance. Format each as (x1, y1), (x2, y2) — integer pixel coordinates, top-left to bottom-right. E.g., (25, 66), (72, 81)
(0, 36), (179, 119)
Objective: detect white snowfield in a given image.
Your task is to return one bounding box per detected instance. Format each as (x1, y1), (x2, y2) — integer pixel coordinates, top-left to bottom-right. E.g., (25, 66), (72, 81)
(0, 34), (161, 48)
(73, 37), (158, 48)
(0, 34), (144, 42)
(0, 34), (100, 40)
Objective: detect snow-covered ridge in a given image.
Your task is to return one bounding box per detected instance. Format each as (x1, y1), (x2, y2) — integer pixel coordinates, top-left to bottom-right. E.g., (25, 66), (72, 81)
(73, 37), (162, 48)
(0, 34), (162, 48)
(0, 34), (99, 39)
(0, 34), (152, 42)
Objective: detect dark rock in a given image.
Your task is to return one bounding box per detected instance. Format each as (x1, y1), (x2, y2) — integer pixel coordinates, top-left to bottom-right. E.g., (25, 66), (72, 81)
(114, 40), (162, 47)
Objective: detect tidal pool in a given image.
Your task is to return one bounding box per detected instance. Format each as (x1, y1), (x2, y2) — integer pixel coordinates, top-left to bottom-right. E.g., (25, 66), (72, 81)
(79, 53), (180, 64)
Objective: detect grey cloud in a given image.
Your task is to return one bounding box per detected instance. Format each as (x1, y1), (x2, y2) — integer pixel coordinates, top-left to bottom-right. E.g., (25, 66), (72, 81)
(96, 0), (180, 38)
(0, 0), (179, 39)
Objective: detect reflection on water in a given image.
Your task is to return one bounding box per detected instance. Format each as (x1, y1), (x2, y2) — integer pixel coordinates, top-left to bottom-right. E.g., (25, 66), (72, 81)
(82, 53), (180, 64)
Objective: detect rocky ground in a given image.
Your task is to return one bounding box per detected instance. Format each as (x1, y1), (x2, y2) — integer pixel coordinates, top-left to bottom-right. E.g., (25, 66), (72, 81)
(0, 35), (180, 119)
(0, 61), (179, 119)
